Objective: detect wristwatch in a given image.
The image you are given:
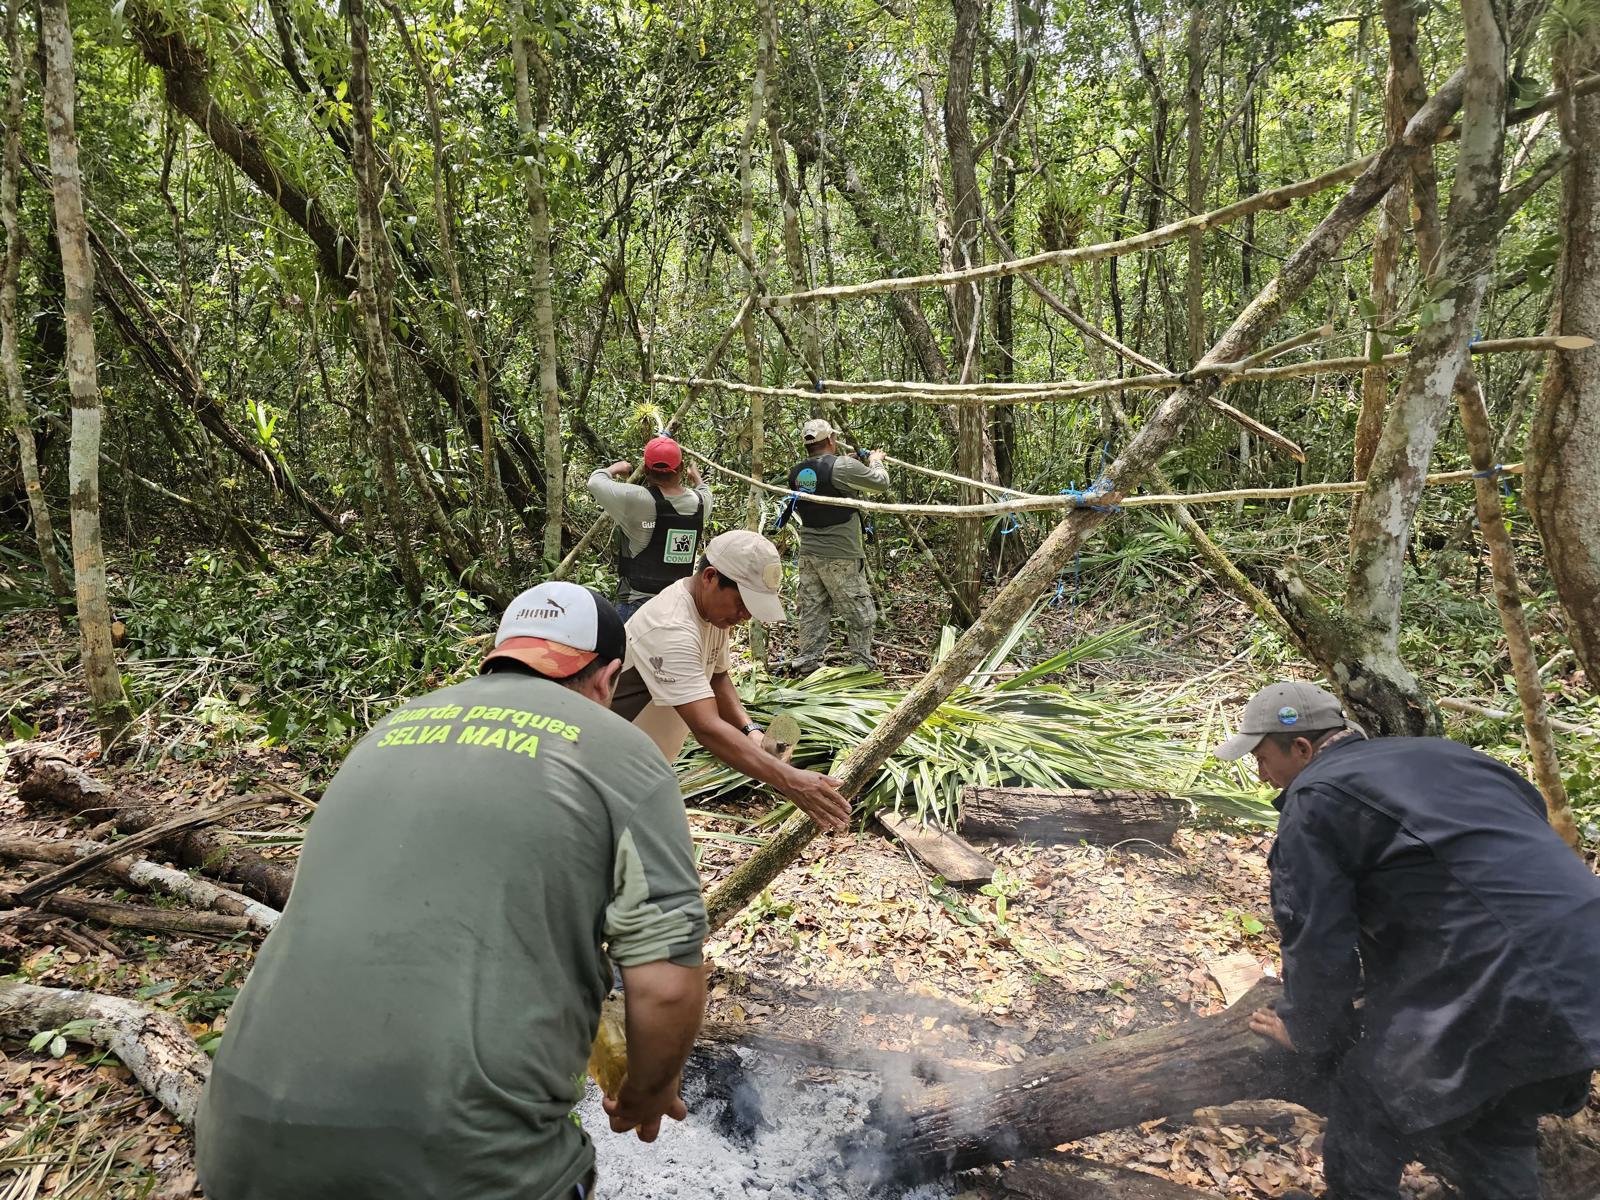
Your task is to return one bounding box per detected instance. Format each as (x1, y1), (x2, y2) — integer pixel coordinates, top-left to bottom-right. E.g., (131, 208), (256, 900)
(740, 721), (761, 736)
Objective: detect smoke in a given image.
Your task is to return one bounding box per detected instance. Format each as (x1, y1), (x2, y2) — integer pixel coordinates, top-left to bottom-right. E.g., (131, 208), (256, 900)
(576, 1047), (957, 1199)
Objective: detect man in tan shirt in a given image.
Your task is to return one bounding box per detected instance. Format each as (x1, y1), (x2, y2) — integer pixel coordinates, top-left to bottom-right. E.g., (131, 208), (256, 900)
(611, 530), (850, 831)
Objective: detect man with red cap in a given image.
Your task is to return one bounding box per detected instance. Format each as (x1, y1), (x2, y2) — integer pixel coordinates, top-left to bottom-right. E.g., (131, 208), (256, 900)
(587, 435), (712, 623)
(197, 582), (708, 1200)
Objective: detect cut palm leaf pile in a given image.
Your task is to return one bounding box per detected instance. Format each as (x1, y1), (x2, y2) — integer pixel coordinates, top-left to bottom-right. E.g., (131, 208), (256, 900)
(678, 609), (1276, 828)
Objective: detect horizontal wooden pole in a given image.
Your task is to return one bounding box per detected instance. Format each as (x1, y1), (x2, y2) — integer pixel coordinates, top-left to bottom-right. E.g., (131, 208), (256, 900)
(651, 336), (1592, 406)
(682, 445), (1524, 518)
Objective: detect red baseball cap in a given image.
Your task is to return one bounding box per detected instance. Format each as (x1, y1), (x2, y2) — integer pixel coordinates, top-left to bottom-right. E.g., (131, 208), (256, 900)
(643, 435), (683, 472)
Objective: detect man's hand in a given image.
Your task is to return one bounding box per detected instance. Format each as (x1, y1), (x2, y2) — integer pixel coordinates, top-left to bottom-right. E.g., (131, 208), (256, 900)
(868, 449), (886, 467)
(685, 462), (702, 488)
(602, 1076), (688, 1143)
(608, 460), (632, 478)
(745, 726), (767, 750)
(782, 769), (851, 831)
(1249, 1007), (1296, 1052)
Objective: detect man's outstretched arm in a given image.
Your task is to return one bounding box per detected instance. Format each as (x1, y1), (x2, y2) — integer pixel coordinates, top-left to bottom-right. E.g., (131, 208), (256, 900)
(604, 961), (705, 1143)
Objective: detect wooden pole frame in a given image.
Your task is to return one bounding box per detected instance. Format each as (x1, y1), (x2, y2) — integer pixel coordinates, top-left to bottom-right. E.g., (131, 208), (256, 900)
(685, 444), (1524, 517)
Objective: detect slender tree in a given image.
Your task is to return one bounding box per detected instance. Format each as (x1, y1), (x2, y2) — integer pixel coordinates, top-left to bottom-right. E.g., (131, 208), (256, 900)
(2, 0), (67, 610)
(739, 0), (769, 529)
(1528, 1), (1600, 693)
(945, 0), (988, 621)
(38, 0), (131, 745)
(510, 0), (564, 564)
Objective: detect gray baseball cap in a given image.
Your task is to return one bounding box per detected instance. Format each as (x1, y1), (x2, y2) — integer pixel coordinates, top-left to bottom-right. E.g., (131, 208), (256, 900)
(1213, 681), (1352, 761)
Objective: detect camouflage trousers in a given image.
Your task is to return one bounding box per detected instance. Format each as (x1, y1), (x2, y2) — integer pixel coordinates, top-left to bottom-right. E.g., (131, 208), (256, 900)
(792, 555), (877, 670)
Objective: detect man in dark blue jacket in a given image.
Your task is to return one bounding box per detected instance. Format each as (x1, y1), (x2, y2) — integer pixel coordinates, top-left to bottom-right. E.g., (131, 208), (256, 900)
(1215, 681), (1600, 1200)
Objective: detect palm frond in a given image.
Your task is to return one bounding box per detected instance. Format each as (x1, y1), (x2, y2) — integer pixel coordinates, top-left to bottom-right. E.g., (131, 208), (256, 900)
(678, 614), (1274, 828)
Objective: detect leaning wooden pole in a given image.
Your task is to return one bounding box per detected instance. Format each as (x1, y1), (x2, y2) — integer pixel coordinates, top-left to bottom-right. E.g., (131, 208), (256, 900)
(1455, 369), (1579, 847)
(705, 66), (1468, 931)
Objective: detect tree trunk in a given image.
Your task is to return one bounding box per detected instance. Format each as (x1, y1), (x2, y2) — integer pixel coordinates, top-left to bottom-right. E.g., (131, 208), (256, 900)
(0, 982), (210, 1126)
(945, 0), (988, 622)
(380, 0), (500, 513)
(827, 152), (954, 389)
(1527, 25), (1600, 695)
(354, 1), (489, 597)
(1351, 0), (1429, 494)
(39, 0), (130, 748)
(739, 3), (769, 530)
(704, 71), (1467, 933)
(2, 4), (67, 611)
(1318, 0), (1507, 736)
(1184, 0), (1206, 363)
(1454, 370), (1578, 847)
(510, 0), (565, 564)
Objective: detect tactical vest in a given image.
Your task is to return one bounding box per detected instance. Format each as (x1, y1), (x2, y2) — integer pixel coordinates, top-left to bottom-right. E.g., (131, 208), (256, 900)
(788, 454), (858, 530)
(618, 487), (704, 595)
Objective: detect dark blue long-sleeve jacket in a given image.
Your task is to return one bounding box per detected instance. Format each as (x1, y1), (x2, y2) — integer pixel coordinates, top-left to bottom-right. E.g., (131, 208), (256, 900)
(1269, 735), (1600, 1132)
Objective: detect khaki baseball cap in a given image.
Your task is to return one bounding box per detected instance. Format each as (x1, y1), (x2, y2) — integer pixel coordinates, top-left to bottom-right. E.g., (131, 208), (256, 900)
(802, 418), (835, 445)
(703, 530), (786, 624)
(1212, 681), (1353, 760)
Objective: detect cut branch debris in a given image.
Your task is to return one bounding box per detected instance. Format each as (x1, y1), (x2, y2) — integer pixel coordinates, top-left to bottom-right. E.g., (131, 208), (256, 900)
(7, 747), (296, 910)
(0, 835), (280, 931)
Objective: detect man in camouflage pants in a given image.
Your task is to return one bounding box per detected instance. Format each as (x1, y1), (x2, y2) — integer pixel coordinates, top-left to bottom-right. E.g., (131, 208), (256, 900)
(785, 418), (889, 673)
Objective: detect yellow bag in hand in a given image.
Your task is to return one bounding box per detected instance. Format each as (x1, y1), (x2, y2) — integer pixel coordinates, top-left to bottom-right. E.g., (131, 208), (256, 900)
(587, 994), (628, 1099)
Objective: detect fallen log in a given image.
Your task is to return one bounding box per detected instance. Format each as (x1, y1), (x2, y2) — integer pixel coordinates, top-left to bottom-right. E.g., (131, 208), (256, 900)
(861, 979), (1310, 1183)
(864, 978), (1595, 1197)
(876, 811), (995, 886)
(0, 835), (280, 931)
(1000, 1155), (1223, 1200)
(960, 786), (1186, 847)
(0, 981), (211, 1125)
(3, 889), (257, 936)
(7, 747), (296, 909)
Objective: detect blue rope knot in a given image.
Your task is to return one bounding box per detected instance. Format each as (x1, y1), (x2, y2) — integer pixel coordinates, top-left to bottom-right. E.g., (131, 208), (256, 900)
(998, 514), (1021, 536)
(1058, 479), (1122, 513)
(1471, 463), (1505, 479)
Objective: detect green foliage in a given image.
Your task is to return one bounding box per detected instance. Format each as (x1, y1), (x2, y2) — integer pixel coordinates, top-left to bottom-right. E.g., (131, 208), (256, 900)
(678, 607), (1273, 827)
(120, 551), (491, 753)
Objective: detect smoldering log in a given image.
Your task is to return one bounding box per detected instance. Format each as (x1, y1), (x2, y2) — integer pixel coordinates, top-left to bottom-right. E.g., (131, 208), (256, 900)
(959, 786), (1186, 847)
(861, 978), (1598, 1197)
(7, 747), (295, 909)
(860, 980), (1311, 1182)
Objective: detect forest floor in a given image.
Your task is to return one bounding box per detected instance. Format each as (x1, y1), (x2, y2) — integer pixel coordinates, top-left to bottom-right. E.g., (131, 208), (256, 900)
(0, 576), (1593, 1198)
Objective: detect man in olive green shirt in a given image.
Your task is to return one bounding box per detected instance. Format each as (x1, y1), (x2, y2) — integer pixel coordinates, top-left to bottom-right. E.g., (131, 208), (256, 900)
(196, 582), (707, 1200)
(785, 418), (890, 673)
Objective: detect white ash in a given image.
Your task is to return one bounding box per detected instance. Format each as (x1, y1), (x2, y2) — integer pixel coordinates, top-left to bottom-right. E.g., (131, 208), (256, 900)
(576, 1049), (954, 1199)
